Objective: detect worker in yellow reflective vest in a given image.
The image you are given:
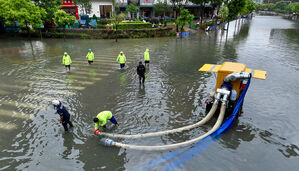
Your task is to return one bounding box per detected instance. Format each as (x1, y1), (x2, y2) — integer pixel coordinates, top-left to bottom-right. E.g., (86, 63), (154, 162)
(116, 51), (126, 69)
(62, 52), (72, 71)
(93, 111), (119, 135)
(144, 49), (150, 67)
(86, 49), (94, 64)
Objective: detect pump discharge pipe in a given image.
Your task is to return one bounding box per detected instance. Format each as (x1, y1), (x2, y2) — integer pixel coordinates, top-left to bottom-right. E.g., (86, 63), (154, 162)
(99, 90), (229, 151)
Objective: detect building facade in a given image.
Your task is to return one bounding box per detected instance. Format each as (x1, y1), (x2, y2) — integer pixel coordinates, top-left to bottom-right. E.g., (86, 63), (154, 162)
(61, 0), (79, 19)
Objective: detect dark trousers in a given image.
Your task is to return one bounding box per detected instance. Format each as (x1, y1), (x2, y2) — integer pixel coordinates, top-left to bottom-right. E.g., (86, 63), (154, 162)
(62, 117), (73, 131)
(138, 74), (145, 83)
(120, 63), (125, 68)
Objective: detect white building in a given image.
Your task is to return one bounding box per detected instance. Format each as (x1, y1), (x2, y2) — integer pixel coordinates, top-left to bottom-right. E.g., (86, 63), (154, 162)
(79, 0), (114, 18)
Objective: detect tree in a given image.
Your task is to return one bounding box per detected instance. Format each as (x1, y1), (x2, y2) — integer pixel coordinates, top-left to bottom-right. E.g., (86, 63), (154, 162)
(53, 10), (76, 39)
(217, 6), (229, 20)
(126, 3), (139, 19)
(273, 1), (288, 13)
(287, 2), (299, 14)
(176, 9), (194, 37)
(227, 0), (246, 30)
(111, 13), (125, 42)
(153, 2), (171, 17)
(189, 0), (210, 25)
(33, 0), (62, 23)
(1, 0), (46, 34)
(74, 0), (92, 15)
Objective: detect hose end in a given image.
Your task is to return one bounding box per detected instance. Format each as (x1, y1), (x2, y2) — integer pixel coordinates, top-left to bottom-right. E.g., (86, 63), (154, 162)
(100, 138), (116, 146)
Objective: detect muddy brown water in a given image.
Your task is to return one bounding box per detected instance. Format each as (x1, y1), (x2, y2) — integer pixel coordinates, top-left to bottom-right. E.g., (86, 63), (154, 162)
(0, 16), (299, 170)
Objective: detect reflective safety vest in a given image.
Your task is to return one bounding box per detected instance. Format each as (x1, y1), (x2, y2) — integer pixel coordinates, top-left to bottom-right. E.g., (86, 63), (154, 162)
(94, 111), (113, 130)
(117, 54), (126, 64)
(144, 50), (150, 61)
(62, 55), (72, 65)
(86, 52), (94, 61)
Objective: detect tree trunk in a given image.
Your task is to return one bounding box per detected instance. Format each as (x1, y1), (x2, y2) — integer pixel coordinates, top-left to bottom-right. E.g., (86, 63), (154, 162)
(40, 28), (42, 40)
(115, 25), (118, 42)
(64, 28), (66, 41)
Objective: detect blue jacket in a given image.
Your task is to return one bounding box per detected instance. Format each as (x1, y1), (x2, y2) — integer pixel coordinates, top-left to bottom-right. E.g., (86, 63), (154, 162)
(56, 103), (70, 120)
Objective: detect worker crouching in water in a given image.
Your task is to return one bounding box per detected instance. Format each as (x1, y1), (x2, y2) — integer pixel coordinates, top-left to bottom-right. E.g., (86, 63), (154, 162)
(62, 52), (72, 71)
(52, 100), (74, 131)
(116, 51), (126, 69)
(93, 111), (119, 135)
(86, 49), (94, 64)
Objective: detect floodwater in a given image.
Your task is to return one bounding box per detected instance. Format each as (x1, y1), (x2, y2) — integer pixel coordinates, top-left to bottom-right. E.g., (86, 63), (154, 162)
(0, 16), (298, 171)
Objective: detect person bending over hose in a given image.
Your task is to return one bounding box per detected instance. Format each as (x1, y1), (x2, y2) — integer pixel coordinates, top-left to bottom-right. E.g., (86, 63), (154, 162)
(137, 61), (146, 84)
(62, 52), (72, 71)
(93, 111), (119, 135)
(116, 51), (126, 69)
(144, 49), (150, 67)
(52, 100), (74, 131)
(86, 49), (94, 64)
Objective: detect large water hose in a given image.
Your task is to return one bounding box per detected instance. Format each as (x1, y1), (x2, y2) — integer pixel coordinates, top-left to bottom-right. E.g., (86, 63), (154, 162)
(107, 104), (226, 151)
(100, 101), (219, 139)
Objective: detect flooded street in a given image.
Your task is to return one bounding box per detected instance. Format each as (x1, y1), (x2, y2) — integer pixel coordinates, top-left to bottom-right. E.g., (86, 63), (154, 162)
(0, 16), (299, 170)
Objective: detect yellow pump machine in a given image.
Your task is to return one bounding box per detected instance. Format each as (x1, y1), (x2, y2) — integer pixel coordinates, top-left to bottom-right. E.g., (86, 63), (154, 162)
(199, 62), (266, 116)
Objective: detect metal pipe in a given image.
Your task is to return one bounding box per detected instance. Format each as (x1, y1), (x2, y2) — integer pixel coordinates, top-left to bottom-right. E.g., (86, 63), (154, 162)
(223, 72), (250, 83)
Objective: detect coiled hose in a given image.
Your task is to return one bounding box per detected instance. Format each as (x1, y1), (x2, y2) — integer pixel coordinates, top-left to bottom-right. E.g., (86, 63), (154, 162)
(111, 103), (226, 151)
(100, 101), (219, 139)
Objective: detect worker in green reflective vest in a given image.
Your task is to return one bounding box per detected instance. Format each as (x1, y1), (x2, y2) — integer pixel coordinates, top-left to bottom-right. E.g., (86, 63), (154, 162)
(86, 49), (94, 64)
(144, 49), (150, 67)
(62, 52), (72, 71)
(93, 111), (119, 135)
(116, 51), (126, 69)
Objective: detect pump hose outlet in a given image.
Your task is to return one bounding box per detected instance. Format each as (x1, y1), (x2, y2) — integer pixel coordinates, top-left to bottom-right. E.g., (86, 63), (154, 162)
(100, 138), (116, 146)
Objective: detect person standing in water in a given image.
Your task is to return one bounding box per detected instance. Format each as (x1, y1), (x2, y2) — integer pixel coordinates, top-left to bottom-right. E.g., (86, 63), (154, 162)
(137, 61), (146, 84)
(144, 49), (150, 67)
(93, 111), (119, 135)
(116, 51), (126, 69)
(52, 99), (74, 131)
(62, 52), (72, 71)
(86, 49), (94, 64)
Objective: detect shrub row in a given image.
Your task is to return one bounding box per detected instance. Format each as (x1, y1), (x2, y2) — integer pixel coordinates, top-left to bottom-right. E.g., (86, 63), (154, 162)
(117, 23), (152, 29)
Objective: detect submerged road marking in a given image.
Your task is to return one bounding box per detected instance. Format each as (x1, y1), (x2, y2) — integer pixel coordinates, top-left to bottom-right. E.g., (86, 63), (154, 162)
(0, 121), (17, 130)
(0, 101), (47, 110)
(0, 109), (32, 119)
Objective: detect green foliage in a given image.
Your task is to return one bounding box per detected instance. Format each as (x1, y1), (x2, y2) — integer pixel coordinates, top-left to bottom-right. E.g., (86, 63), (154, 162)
(287, 2), (299, 13)
(227, 0), (246, 21)
(118, 23), (152, 29)
(33, 0), (62, 23)
(217, 6), (229, 20)
(111, 13), (126, 29)
(241, 0), (256, 16)
(1, 0), (46, 29)
(176, 9), (194, 32)
(273, 1), (288, 13)
(74, 0), (92, 14)
(53, 10), (76, 28)
(256, 3), (275, 11)
(126, 3), (140, 19)
(153, 2), (172, 17)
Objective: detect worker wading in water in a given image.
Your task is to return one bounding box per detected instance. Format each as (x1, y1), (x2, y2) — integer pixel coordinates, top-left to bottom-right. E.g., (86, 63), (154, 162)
(52, 100), (74, 131)
(137, 61), (146, 84)
(93, 111), (119, 135)
(144, 49), (150, 67)
(62, 52), (72, 71)
(86, 49), (94, 64)
(116, 51), (126, 69)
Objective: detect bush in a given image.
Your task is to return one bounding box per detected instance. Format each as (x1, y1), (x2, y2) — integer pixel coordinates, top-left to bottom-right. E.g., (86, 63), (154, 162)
(118, 23), (152, 29)
(150, 18), (159, 24)
(96, 24), (107, 29)
(98, 19), (108, 25)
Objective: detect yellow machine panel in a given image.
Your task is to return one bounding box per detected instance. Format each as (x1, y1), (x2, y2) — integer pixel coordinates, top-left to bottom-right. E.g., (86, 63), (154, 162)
(198, 64), (221, 72)
(215, 62), (246, 96)
(245, 68), (267, 80)
(199, 62), (267, 97)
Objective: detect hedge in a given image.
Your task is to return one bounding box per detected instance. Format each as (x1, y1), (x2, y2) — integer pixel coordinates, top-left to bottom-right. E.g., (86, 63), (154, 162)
(117, 23), (152, 29)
